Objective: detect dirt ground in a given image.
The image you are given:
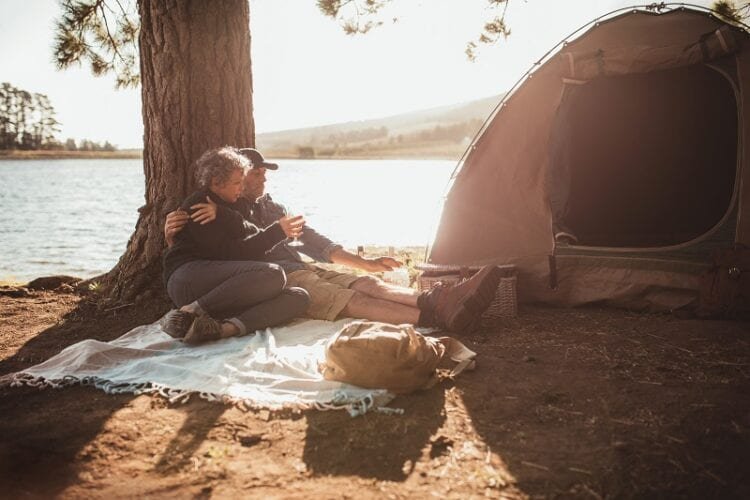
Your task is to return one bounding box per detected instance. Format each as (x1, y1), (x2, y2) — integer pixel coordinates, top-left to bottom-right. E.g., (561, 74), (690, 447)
(0, 286), (749, 499)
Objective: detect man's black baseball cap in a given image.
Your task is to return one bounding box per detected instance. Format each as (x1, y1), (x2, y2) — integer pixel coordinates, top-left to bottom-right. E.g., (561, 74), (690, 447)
(237, 148), (278, 170)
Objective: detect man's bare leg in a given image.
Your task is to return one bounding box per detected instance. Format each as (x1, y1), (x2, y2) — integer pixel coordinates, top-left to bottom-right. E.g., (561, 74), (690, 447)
(341, 291), (420, 325)
(349, 276), (420, 308)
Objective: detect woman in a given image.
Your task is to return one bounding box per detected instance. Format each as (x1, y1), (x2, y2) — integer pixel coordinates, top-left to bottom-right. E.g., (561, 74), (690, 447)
(161, 146), (309, 344)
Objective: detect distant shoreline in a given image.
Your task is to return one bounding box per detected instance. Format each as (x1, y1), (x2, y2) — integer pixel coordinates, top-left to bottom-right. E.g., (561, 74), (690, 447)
(0, 148), (462, 161)
(0, 150), (143, 160)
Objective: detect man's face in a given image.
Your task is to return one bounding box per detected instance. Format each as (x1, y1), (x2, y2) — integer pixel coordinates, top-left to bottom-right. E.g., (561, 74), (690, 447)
(243, 166), (267, 200)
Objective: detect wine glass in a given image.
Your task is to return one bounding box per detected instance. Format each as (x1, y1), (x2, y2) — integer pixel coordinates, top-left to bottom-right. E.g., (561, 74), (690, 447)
(286, 209), (304, 247)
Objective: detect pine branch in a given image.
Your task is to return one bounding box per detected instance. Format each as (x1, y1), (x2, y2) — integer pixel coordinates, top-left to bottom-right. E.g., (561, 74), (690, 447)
(53, 0), (140, 89)
(466, 0), (511, 62)
(317, 0), (515, 60)
(318, 0), (390, 35)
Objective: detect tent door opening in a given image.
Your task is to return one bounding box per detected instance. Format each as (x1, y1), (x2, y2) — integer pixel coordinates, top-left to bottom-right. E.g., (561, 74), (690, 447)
(551, 63), (738, 249)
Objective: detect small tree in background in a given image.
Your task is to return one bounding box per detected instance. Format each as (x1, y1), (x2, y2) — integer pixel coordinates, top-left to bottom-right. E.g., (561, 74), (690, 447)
(0, 83), (62, 150)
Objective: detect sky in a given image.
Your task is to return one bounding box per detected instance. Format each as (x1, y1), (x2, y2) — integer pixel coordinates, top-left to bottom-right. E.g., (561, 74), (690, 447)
(1, 0), (716, 149)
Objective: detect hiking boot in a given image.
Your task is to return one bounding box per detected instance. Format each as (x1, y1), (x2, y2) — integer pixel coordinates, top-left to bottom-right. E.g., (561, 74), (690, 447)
(159, 309), (196, 339)
(183, 315), (224, 345)
(427, 265), (501, 334)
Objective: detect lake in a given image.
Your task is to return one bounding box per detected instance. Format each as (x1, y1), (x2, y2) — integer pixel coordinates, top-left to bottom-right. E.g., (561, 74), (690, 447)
(0, 158), (455, 282)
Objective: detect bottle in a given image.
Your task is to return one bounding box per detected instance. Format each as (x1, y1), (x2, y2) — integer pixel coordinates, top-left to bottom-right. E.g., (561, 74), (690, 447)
(383, 268), (410, 288)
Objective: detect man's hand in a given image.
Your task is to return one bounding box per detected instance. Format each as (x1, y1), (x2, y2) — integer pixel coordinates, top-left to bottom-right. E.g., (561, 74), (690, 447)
(164, 209), (189, 247)
(329, 248), (403, 273)
(363, 256), (403, 273)
(190, 196), (218, 225)
(279, 214), (305, 239)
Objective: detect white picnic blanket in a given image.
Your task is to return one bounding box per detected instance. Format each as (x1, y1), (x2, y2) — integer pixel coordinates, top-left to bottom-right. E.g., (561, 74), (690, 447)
(4, 318), (395, 416)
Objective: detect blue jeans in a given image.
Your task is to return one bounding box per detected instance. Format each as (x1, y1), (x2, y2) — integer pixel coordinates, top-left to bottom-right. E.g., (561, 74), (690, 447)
(166, 260), (309, 335)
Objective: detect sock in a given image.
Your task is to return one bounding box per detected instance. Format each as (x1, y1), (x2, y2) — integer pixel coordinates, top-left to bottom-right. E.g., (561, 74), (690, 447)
(417, 308), (435, 327)
(187, 300), (206, 316)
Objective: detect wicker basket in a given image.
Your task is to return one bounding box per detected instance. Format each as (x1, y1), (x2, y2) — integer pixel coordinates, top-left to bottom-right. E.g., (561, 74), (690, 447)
(484, 276), (518, 319)
(416, 265), (518, 319)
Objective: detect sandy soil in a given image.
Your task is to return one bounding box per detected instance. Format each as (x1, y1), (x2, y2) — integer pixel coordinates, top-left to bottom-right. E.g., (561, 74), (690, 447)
(0, 286), (749, 499)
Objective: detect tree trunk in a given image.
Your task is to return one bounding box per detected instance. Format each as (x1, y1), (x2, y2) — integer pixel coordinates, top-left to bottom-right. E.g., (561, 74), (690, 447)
(101, 0), (255, 304)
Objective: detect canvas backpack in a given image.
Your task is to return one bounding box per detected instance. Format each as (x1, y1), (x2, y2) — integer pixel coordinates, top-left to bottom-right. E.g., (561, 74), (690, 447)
(320, 320), (476, 394)
(696, 244), (750, 320)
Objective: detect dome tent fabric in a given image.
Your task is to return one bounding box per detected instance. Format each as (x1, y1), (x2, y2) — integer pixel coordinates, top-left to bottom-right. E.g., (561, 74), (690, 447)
(428, 5), (750, 310)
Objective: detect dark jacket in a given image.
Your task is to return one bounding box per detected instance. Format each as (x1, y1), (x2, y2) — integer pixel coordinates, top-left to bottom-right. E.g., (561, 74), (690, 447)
(163, 189), (287, 281)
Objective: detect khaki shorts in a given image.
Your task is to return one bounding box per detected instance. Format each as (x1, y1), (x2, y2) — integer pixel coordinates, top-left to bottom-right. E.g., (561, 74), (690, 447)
(286, 267), (361, 321)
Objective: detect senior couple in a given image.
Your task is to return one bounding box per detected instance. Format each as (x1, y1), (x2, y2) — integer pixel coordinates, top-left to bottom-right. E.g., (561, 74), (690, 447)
(160, 146), (501, 344)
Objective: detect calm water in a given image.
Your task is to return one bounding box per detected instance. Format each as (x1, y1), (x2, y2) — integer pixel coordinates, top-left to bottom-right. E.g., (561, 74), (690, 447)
(0, 158), (455, 281)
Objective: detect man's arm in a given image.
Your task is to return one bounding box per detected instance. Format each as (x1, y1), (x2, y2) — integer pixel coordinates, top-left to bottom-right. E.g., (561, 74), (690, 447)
(164, 194), (220, 248)
(164, 198), (251, 247)
(256, 197), (342, 262)
(254, 196), (401, 272)
(329, 247), (402, 273)
(164, 210), (189, 247)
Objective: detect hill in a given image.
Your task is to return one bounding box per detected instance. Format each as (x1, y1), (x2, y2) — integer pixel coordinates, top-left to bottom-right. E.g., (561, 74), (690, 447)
(256, 94), (503, 160)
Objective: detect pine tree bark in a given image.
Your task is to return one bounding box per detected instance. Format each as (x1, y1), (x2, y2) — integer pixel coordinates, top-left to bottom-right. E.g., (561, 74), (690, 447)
(101, 0), (255, 304)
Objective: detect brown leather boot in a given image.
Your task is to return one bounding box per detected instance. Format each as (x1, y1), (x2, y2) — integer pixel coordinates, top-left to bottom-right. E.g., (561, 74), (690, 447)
(427, 265), (500, 333)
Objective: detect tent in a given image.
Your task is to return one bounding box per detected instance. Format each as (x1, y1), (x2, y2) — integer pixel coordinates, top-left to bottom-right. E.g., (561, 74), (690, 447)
(428, 5), (750, 310)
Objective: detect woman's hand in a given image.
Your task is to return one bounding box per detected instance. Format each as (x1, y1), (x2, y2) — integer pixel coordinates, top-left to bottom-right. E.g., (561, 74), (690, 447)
(278, 214), (305, 239)
(164, 210), (189, 247)
(190, 196), (218, 225)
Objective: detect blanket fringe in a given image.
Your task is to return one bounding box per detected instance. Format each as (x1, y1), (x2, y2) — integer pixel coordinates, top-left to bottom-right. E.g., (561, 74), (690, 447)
(3, 372), (400, 417)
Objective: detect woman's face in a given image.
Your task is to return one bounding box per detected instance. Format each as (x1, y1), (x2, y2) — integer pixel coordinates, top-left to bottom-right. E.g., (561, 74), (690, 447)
(210, 168), (245, 203)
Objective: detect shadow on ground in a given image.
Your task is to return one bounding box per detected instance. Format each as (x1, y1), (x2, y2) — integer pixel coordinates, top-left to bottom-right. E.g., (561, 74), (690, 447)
(458, 305), (750, 498)
(154, 403), (229, 474)
(302, 388), (446, 480)
(0, 292), (165, 497)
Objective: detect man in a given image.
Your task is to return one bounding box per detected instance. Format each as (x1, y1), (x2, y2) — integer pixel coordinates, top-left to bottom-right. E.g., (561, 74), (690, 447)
(165, 148), (500, 333)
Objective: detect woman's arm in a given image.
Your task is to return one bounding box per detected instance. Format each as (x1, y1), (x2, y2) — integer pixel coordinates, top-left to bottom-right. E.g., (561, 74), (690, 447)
(188, 196), (253, 238)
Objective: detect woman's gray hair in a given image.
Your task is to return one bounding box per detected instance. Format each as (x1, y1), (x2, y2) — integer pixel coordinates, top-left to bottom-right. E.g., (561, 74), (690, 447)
(194, 146), (249, 188)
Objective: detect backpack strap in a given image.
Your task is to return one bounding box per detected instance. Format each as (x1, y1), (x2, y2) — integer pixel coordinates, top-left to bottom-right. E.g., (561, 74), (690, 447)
(437, 337), (477, 377)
